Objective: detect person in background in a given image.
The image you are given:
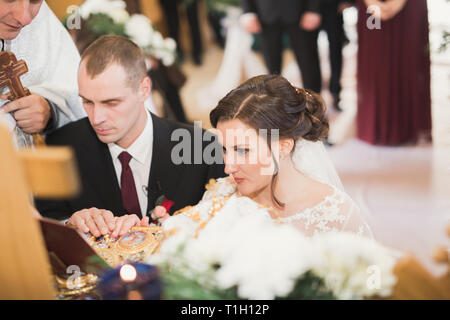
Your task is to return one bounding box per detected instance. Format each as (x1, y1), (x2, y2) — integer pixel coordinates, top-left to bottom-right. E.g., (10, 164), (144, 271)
(159, 0), (203, 65)
(240, 0), (322, 93)
(356, 0), (431, 145)
(319, 0), (353, 112)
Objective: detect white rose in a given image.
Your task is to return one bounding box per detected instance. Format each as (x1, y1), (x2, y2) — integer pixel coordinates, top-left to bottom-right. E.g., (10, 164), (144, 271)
(125, 14), (154, 48)
(150, 32), (164, 49)
(161, 54), (175, 66)
(108, 8), (129, 24)
(79, 0), (126, 19)
(164, 38), (177, 51)
(311, 233), (398, 299)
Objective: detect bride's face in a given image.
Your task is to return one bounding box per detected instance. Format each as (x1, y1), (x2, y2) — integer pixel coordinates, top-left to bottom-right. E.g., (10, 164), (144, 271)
(216, 119), (277, 196)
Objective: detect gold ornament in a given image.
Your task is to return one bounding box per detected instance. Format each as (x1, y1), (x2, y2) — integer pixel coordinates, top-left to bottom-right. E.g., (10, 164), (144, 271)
(87, 226), (163, 268)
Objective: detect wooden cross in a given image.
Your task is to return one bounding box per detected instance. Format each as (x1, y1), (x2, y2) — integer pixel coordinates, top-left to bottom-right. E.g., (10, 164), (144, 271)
(0, 51), (31, 100)
(0, 51), (44, 146)
(0, 123), (80, 299)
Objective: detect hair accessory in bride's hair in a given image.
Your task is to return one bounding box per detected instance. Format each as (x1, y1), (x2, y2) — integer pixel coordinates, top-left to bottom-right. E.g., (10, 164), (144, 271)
(295, 87), (312, 98)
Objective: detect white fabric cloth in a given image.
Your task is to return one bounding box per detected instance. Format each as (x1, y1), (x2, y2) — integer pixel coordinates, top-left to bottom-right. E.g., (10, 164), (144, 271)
(0, 1), (85, 147)
(108, 108), (153, 216)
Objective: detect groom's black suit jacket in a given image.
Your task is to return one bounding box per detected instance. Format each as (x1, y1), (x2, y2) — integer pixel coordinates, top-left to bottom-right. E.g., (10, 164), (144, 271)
(35, 114), (226, 220)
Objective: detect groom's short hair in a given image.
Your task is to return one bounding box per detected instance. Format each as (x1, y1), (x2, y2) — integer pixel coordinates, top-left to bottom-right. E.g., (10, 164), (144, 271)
(80, 35), (147, 90)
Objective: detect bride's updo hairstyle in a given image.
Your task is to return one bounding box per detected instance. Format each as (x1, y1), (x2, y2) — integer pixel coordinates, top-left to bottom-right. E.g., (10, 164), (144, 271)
(210, 74), (329, 207)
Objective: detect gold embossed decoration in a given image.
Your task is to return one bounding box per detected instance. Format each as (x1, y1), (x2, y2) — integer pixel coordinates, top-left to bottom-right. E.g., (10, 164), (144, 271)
(54, 273), (99, 299)
(87, 226), (163, 268)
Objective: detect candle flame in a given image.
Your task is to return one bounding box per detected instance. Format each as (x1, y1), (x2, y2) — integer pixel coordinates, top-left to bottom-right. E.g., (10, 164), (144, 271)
(120, 264), (137, 282)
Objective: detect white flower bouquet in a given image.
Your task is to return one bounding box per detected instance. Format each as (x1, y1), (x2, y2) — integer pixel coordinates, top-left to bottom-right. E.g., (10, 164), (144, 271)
(146, 195), (398, 300)
(73, 0), (177, 66)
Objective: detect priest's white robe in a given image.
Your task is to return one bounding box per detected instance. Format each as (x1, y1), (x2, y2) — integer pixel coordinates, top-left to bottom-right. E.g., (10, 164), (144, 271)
(0, 1), (85, 147)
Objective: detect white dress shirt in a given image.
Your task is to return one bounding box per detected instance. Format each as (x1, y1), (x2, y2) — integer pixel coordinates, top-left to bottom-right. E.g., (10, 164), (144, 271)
(108, 108), (153, 217)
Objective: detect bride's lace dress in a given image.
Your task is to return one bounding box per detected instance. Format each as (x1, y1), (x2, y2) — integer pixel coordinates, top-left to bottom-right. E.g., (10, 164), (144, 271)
(192, 177), (373, 239)
(277, 185), (373, 238)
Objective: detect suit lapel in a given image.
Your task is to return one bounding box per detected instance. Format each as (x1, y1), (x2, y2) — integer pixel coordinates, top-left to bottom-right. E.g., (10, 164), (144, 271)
(82, 124), (125, 215)
(146, 114), (172, 214)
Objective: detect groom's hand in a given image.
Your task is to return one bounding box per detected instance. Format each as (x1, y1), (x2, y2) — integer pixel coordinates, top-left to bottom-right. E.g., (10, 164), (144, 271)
(67, 207), (115, 237)
(111, 214), (148, 238)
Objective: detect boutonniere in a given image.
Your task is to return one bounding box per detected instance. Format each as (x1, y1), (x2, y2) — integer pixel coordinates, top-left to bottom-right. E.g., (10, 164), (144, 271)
(149, 195), (174, 225)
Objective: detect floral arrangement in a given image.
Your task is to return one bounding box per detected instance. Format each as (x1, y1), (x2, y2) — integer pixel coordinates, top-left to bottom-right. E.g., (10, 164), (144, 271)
(146, 194), (398, 300)
(74, 0), (177, 66)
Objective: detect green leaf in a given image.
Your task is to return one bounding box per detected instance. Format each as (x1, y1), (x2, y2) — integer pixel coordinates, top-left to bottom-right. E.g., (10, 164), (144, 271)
(159, 264), (239, 300)
(86, 13), (128, 38)
(279, 272), (335, 300)
(157, 263), (335, 300)
(155, 195), (165, 207)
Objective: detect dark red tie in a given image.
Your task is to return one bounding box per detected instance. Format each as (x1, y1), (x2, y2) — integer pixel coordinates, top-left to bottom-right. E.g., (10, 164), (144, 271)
(118, 151), (142, 218)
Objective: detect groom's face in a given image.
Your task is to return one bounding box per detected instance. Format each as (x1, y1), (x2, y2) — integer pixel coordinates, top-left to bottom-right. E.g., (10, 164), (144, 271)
(0, 0), (43, 40)
(78, 61), (150, 149)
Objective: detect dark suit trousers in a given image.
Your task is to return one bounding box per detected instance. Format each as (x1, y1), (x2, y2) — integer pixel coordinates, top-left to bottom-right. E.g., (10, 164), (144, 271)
(148, 67), (188, 123)
(159, 0), (202, 56)
(259, 22), (322, 93)
(320, 0), (344, 97)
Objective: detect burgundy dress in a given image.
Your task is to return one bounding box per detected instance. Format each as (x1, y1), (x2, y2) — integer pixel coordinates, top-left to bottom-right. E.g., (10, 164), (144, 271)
(356, 0), (431, 145)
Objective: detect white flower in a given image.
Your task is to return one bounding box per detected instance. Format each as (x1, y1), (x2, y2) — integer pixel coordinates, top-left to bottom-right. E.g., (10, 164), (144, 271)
(79, 0), (127, 20)
(156, 214), (197, 258)
(153, 194), (398, 300)
(108, 8), (130, 24)
(213, 218), (316, 299)
(125, 14), (154, 48)
(164, 38), (177, 52)
(311, 232), (398, 299)
(78, 2), (177, 66)
(161, 53), (175, 67)
(150, 31), (164, 50)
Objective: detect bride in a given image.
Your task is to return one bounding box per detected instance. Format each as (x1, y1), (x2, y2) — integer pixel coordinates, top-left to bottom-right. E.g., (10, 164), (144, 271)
(157, 74), (373, 238)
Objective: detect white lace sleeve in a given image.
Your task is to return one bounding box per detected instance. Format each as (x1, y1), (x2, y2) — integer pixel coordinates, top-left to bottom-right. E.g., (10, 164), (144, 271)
(279, 187), (374, 239)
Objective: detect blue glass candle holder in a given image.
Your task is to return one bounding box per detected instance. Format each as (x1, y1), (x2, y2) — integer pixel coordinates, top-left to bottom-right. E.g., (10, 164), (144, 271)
(98, 263), (161, 300)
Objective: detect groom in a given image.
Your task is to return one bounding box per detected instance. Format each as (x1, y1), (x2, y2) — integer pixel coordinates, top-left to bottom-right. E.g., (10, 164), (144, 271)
(35, 35), (225, 236)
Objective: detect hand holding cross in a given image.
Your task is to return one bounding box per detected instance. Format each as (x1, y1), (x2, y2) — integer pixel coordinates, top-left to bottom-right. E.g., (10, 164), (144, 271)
(0, 51), (47, 146)
(0, 51), (31, 100)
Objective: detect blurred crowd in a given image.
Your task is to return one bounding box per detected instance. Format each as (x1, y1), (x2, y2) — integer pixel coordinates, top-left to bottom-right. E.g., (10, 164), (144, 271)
(65, 0), (433, 147)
